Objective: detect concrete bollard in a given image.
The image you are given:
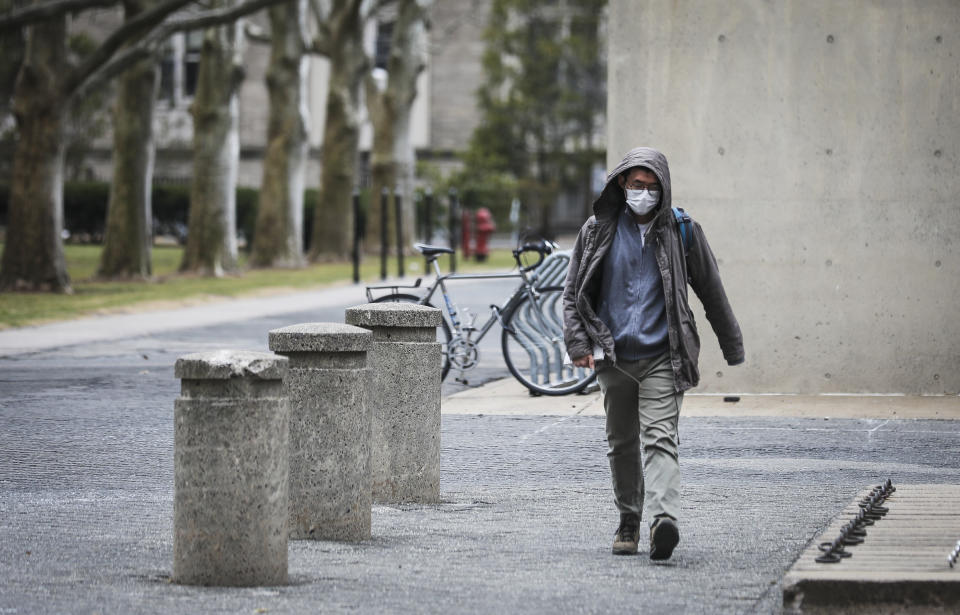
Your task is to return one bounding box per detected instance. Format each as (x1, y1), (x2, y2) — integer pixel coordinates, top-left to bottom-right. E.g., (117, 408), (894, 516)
(344, 303), (442, 503)
(172, 350), (289, 587)
(268, 323), (372, 541)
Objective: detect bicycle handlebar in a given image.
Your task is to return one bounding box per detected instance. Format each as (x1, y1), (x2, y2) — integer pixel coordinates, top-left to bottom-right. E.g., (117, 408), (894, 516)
(512, 239), (557, 272)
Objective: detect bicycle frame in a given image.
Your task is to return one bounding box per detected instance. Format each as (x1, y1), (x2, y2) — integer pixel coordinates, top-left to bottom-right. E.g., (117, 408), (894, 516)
(364, 245), (593, 394)
(421, 258), (535, 343)
(365, 256), (546, 343)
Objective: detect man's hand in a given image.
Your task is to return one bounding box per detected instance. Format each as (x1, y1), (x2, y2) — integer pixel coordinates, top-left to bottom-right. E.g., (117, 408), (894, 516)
(572, 354), (595, 370)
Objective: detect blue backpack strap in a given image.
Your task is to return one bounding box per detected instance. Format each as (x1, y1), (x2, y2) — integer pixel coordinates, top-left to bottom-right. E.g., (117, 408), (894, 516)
(672, 207), (691, 254)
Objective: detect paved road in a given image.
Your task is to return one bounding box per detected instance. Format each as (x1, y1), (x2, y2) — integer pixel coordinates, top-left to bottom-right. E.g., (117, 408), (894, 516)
(0, 277), (518, 394)
(1, 284), (958, 614)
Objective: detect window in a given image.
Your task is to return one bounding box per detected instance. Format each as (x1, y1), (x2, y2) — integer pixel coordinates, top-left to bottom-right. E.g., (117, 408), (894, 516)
(157, 31), (203, 105)
(183, 31), (203, 98)
(158, 41), (175, 104)
(374, 21), (394, 70)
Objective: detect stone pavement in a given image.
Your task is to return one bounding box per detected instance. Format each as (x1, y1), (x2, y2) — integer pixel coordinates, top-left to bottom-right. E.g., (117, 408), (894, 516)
(1, 287), (959, 614)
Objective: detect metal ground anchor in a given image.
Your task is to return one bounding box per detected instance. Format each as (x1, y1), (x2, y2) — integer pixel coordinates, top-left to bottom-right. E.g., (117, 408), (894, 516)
(815, 478), (896, 565)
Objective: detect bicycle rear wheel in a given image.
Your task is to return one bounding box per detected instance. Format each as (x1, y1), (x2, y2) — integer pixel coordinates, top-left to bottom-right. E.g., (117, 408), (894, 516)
(372, 293), (452, 381)
(500, 286), (596, 395)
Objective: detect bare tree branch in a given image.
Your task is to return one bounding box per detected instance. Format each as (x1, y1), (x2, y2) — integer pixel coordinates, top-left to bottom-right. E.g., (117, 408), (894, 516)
(295, 0), (311, 54)
(161, 0), (288, 33)
(309, 0), (365, 57)
(71, 0), (291, 100)
(61, 0), (195, 96)
(307, 34), (329, 56)
(244, 20), (271, 44)
(71, 37), (158, 102)
(306, 0), (332, 55)
(306, 0), (324, 22)
(0, 0), (118, 31)
(362, 0), (390, 21)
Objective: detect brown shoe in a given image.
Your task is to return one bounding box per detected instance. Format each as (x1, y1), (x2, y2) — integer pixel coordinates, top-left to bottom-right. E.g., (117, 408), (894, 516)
(649, 517), (680, 561)
(612, 514), (640, 555)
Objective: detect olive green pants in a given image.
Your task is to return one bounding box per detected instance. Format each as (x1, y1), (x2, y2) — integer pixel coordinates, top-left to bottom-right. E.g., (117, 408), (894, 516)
(597, 352), (682, 522)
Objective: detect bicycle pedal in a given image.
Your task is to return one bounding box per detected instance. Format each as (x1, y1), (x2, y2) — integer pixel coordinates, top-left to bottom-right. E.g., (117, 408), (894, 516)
(578, 382), (600, 394)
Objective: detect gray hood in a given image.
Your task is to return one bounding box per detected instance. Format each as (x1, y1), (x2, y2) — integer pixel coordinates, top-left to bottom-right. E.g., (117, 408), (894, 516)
(594, 146), (673, 224)
(564, 145), (744, 389)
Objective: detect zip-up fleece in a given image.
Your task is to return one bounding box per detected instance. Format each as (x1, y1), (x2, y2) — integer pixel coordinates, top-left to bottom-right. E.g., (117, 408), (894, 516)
(562, 147), (744, 391)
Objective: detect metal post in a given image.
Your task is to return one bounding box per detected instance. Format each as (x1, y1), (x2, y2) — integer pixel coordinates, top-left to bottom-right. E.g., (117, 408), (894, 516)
(425, 188), (433, 243)
(415, 192), (424, 242)
(395, 189), (404, 278)
(424, 188), (433, 272)
(509, 197), (521, 247)
(380, 188), (388, 281)
(352, 190), (360, 284)
(448, 188), (458, 273)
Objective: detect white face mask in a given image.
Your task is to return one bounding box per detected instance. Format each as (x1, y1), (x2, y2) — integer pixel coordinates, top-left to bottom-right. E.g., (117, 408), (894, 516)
(625, 188), (660, 215)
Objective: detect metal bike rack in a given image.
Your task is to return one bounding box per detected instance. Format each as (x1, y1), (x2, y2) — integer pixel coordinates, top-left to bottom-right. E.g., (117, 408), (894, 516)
(816, 479), (896, 563)
(530, 250), (571, 288)
(508, 288), (586, 387)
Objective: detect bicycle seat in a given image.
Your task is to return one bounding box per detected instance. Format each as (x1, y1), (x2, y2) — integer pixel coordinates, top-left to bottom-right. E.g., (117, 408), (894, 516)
(414, 243), (455, 257)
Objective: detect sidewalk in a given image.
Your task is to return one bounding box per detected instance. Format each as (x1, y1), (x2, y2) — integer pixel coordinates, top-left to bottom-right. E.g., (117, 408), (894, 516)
(443, 376), (960, 419)
(3, 363), (958, 614)
(0, 283), (365, 356)
(2, 286), (959, 613)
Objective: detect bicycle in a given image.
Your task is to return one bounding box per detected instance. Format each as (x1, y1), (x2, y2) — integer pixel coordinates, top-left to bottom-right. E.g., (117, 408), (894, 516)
(364, 240), (596, 396)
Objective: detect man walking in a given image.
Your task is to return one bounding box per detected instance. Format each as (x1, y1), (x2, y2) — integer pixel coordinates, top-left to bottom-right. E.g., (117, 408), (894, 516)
(563, 146), (744, 560)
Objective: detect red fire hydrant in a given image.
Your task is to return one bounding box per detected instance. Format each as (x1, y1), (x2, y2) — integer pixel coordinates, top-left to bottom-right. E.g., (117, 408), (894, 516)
(474, 207), (496, 262)
(461, 208), (473, 259)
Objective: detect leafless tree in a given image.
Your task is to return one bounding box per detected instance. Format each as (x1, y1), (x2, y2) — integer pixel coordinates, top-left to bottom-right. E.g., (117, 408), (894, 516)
(306, 0), (369, 262)
(248, 0), (309, 268)
(364, 0), (429, 256)
(0, 0), (288, 291)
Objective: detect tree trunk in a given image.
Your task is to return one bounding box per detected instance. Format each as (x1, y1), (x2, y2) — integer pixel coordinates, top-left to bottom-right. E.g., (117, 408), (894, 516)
(250, 0), (308, 268)
(0, 15), (70, 293)
(180, 11), (244, 276)
(0, 0), (24, 118)
(308, 0), (366, 262)
(366, 79), (396, 256)
(98, 0), (159, 279)
(365, 0), (427, 256)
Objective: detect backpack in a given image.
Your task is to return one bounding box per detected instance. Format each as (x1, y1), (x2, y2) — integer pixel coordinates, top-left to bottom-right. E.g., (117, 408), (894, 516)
(672, 207), (692, 254)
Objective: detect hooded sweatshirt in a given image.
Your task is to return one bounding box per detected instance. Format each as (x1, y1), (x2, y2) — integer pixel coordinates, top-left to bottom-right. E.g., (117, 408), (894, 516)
(596, 204), (670, 360)
(562, 147), (744, 391)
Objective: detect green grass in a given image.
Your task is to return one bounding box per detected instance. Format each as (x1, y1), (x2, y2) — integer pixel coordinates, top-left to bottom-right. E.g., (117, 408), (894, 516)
(0, 243), (524, 328)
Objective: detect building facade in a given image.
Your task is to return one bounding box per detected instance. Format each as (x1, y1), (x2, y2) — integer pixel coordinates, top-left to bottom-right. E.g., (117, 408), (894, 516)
(73, 2), (489, 192)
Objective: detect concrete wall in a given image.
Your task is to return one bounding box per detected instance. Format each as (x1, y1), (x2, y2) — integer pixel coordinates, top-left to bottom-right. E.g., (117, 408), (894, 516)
(607, 0), (959, 394)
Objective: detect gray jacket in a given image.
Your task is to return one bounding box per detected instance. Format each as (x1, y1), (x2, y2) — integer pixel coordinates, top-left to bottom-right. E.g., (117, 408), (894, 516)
(562, 147), (744, 391)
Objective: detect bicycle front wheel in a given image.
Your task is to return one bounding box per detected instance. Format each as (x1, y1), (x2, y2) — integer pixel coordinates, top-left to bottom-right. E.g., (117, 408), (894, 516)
(500, 286), (596, 396)
(372, 293), (452, 381)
